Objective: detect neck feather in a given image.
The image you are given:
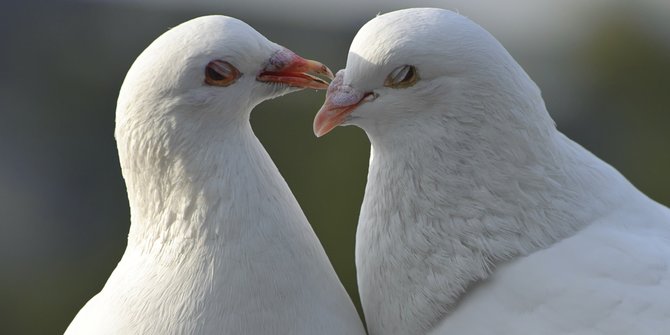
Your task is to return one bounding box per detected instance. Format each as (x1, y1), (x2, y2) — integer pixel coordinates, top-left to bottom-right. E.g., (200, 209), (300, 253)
(116, 113), (291, 253)
(108, 110), (365, 333)
(356, 105), (634, 335)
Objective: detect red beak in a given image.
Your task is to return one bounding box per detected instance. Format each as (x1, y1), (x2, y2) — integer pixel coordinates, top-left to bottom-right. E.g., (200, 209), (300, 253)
(313, 70), (370, 137)
(257, 48), (334, 90)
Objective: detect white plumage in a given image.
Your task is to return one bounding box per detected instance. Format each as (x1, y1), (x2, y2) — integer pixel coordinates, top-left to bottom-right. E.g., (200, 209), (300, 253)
(66, 16), (365, 335)
(314, 8), (670, 335)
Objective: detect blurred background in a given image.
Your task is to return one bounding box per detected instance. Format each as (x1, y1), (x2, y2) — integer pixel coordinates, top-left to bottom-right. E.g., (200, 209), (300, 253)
(1, 0), (669, 333)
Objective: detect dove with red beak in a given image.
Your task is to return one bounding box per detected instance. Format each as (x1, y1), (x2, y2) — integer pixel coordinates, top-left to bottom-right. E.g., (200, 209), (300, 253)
(66, 15), (364, 335)
(313, 7), (670, 335)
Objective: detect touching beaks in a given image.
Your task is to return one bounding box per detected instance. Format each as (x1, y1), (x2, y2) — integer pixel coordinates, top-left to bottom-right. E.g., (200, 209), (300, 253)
(257, 48), (334, 90)
(313, 70), (372, 137)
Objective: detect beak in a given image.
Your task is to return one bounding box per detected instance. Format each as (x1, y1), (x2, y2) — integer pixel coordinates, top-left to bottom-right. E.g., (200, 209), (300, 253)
(257, 48), (334, 90)
(313, 70), (371, 137)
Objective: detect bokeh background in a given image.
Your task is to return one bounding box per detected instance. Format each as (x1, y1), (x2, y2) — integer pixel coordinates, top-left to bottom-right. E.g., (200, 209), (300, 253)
(1, 0), (669, 333)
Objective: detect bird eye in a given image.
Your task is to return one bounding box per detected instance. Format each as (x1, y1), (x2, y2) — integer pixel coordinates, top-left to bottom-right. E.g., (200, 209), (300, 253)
(384, 65), (419, 89)
(205, 60), (240, 87)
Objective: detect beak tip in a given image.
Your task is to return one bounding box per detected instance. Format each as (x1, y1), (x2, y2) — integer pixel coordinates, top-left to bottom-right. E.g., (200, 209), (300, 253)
(313, 108), (334, 138)
(324, 66), (335, 80)
(313, 123), (325, 138)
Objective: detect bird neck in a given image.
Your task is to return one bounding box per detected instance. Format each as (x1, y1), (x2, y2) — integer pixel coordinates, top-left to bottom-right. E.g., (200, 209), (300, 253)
(116, 116), (289, 254)
(357, 115), (634, 334)
(110, 111), (367, 334)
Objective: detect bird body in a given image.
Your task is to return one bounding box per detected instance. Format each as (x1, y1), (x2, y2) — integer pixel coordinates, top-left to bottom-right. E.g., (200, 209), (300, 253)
(359, 128), (670, 335)
(431, 196), (670, 335)
(66, 16), (364, 335)
(314, 8), (670, 335)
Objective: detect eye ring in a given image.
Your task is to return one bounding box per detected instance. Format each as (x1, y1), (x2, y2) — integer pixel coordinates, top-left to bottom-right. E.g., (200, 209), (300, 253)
(384, 65), (419, 89)
(205, 60), (240, 87)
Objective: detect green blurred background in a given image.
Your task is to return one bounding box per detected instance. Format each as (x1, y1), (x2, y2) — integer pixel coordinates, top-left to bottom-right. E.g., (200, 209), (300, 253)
(1, 0), (668, 333)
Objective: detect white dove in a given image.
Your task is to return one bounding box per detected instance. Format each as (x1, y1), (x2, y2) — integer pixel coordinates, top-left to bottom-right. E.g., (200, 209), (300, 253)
(314, 8), (670, 335)
(65, 15), (365, 335)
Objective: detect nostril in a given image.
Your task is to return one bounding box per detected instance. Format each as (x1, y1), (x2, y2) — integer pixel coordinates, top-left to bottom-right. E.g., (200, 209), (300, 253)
(265, 48), (293, 72)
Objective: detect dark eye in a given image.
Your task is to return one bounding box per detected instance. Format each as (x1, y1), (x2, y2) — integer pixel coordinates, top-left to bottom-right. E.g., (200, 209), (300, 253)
(384, 65), (419, 88)
(205, 60), (240, 87)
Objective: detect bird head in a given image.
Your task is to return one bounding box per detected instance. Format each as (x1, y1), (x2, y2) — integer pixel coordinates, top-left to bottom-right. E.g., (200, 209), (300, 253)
(117, 15), (332, 132)
(313, 8), (549, 145)
(114, 15), (333, 183)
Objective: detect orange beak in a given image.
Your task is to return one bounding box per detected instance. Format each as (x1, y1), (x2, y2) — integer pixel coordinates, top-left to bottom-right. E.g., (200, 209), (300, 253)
(257, 48), (334, 90)
(313, 70), (371, 137)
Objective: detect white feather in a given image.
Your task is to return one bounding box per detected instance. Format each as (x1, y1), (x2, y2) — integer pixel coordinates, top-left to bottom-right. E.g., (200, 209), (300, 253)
(334, 8), (670, 335)
(65, 16), (365, 335)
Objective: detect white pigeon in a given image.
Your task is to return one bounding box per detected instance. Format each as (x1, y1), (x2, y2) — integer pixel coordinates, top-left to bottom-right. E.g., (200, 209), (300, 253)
(314, 8), (670, 335)
(65, 16), (366, 335)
